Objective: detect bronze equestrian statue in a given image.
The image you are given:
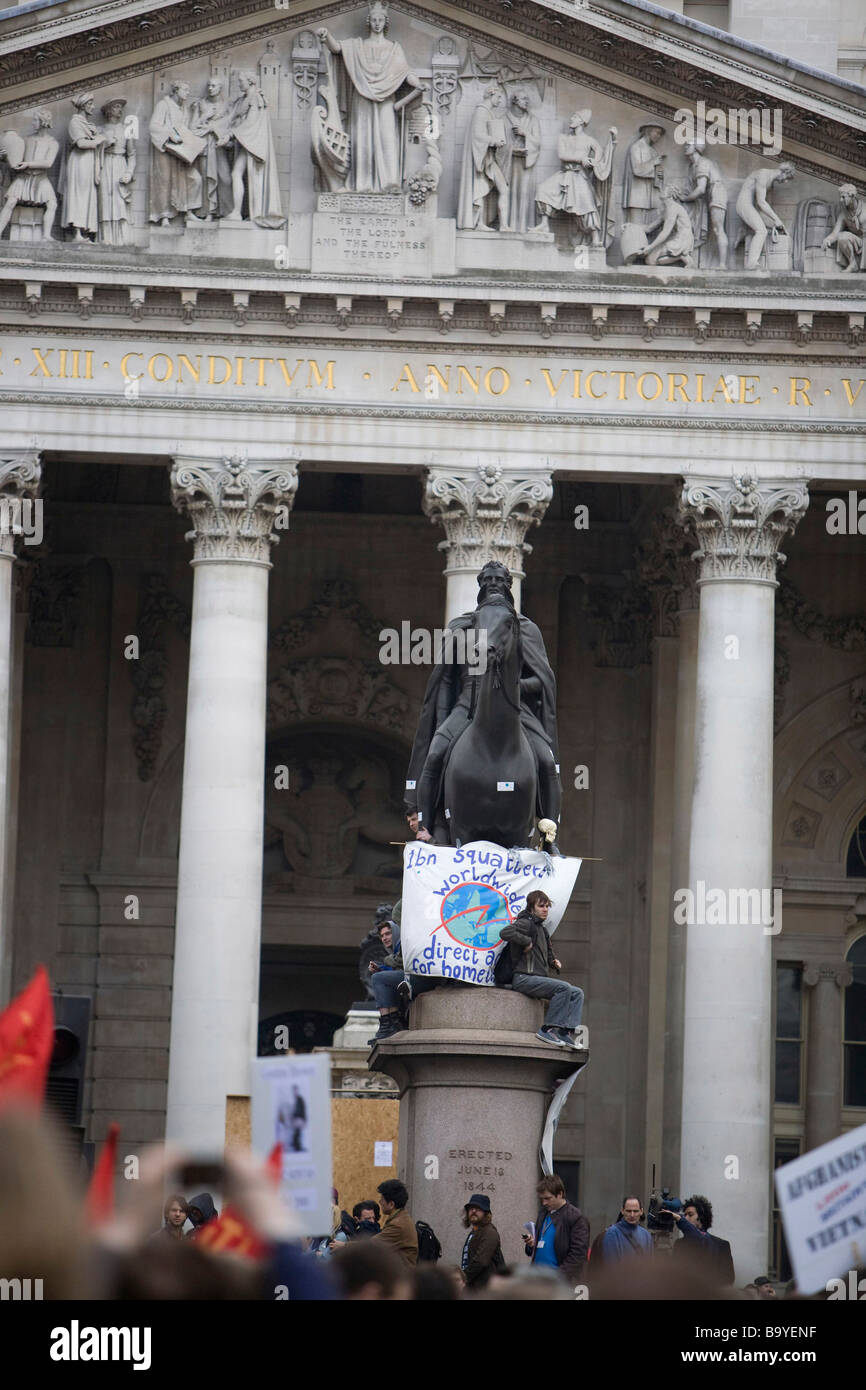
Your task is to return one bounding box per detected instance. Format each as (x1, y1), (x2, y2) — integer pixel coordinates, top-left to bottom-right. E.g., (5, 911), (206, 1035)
(406, 561), (561, 849)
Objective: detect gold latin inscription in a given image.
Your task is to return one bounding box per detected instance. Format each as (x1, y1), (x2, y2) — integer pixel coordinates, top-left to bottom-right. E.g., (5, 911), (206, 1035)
(13, 347), (865, 416)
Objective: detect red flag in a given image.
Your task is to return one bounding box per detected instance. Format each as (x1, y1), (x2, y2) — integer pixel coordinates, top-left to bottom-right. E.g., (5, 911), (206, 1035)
(0, 966), (54, 1108)
(86, 1122), (120, 1223)
(194, 1144), (284, 1259)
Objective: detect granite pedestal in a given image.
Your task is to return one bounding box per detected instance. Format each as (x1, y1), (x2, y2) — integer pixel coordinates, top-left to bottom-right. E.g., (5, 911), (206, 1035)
(370, 987), (587, 1268)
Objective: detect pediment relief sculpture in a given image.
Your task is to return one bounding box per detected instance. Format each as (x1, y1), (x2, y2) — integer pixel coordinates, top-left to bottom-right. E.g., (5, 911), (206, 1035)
(0, 1), (860, 276)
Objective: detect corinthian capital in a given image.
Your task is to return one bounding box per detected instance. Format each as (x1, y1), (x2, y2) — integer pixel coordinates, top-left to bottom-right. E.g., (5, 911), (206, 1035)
(423, 462), (553, 580)
(678, 473), (809, 586)
(0, 451), (42, 559)
(637, 503), (700, 636)
(170, 454), (300, 566)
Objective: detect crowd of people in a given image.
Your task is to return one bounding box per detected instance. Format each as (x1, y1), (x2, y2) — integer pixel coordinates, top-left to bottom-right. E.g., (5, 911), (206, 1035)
(1, 1105), (853, 1300)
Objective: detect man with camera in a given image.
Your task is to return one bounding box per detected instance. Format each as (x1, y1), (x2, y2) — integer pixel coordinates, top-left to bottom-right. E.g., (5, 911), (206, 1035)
(667, 1194), (734, 1285)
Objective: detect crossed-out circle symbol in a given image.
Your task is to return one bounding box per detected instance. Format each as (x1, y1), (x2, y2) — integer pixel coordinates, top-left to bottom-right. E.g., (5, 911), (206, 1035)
(439, 881), (513, 950)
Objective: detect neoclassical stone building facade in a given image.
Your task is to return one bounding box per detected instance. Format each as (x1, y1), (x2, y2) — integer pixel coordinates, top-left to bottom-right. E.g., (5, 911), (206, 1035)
(0, 0), (864, 1280)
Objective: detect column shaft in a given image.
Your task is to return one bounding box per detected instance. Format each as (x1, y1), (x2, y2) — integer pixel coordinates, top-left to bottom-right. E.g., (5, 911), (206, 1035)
(166, 562), (270, 1144)
(0, 454), (40, 1004)
(662, 604), (698, 1188)
(684, 578), (776, 1276)
(165, 455), (297, 1148)
(679, 474), (808, 1283)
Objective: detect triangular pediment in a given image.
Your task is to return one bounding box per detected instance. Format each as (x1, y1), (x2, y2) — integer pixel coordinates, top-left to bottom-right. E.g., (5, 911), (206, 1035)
(0, 0), (863, 279)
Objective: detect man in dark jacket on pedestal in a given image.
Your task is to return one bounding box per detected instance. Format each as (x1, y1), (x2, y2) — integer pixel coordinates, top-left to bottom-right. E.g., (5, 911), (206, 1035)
(522, 1174), (589, 1286)
(461, 1194), (504, 1290)
(499, 891), (584, 1048)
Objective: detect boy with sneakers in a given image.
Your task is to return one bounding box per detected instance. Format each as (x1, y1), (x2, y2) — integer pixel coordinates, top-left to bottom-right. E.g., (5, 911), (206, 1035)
(499, 890), (584, 1048)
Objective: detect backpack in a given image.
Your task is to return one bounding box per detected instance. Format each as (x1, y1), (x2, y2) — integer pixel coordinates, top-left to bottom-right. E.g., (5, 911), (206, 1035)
(493, 943), (514, 988)
(415, 1220), (442, 1262)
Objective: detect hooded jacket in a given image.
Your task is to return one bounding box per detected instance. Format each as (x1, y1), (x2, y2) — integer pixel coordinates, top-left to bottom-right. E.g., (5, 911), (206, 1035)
(187, 1192), (218, 1236)
(500, 909), (558, 978)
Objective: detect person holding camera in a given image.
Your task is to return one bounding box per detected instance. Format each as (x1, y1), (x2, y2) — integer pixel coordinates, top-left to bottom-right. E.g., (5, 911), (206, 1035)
(668, 1194), (734, 1285)
(599, 1195), (653, 1261)
(499, 890), (584, 1048)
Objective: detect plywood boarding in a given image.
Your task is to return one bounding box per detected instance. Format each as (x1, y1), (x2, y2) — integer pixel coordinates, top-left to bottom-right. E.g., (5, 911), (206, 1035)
(225, 1094), (251, 1149)
(331, 1096), (400, 1211)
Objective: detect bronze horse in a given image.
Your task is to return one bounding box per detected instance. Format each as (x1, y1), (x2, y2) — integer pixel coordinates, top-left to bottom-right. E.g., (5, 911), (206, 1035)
(443, 598), (539, 848)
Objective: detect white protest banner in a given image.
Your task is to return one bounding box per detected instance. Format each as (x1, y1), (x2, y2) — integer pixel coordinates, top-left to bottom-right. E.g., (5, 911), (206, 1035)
(774, 1120), (866, 1294)
(251, 1054), (333, 1237)
(401, 841), (581, 985)
(540, 1066), (586, 1175)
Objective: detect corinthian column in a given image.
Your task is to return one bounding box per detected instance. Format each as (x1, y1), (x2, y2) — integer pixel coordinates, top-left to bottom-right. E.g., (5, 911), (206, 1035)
(166, 454), (298, 1148)
(0, 452), (40, 1004)
(678, 472), (808, 1283)
(423, 462), (553, 620)
(803, 960), (852, 1151)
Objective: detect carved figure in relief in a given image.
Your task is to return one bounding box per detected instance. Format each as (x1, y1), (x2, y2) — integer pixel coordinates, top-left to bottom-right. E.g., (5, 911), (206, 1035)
(224, 71), (283, 225)
(534, 109), (616, 246)
(735, 162), (795, 269)
(149, 80), (205, 225)
(677, 139), (727, 268)
(457, 85), (511, 231)
(316, 1), (423, 192)
(822, 183), (866, 272)
(622, 123), (665, 225)
(190, 78), (233, 220)
(504, 89), (541, 234)
(97, 99), (136, 246)
(0, 109), (59, 241)
(61, 92), (109, 241)
(639, 186), (696, 267)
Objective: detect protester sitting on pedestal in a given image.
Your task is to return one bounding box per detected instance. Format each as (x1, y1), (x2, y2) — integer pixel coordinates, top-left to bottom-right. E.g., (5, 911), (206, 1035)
(522, 1174), (589, 1285)
(668, 1194), (734, 1285)
(499, 890), (584, 1048)
(460, 1194), (505, 1291)
(374, 1180), (418, 1265)
(367, 912), (439, 1043)
(598, 1196), (654, 1261)
(358, 904), (394, 1000)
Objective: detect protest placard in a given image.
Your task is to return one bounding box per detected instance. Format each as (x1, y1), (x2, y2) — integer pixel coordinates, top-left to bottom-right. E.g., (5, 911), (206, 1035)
(251, 1054), (333, 1237)
(400, 841), (581, 985)
(774, 1120), (866, 1294)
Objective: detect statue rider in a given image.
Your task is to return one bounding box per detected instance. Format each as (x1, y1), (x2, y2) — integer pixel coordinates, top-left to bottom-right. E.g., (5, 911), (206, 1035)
(406, 560), (561, 843)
